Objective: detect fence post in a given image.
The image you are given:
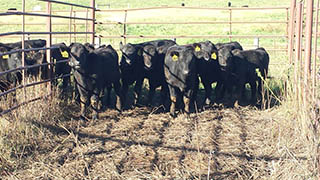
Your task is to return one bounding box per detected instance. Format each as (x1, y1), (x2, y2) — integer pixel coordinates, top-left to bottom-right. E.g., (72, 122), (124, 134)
(46, 0), (52, 95)
(90, 0), (95, 45)
(313, 0), (319, 102)
(294, 1), (303, 105)
(304, 0), (314, 108)
(86, 8), (89, 43)
(229, 8), (232, 42)
(69, 6), (73, 45)
(123, 10), (128, 44)
(21, 0), (26, 101)
(254, 37), (259, 48)
(73, 11), (76, 42)
(288, 0), (297, 64)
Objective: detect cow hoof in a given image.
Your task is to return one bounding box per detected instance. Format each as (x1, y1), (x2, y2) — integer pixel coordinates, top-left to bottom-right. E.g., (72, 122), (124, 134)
(234, 100), (240, 108)
(92, 114), (98, 120)
(170, 112), (177, 118)
(205, 98), (212, 106)
(80, 115), (87, 121)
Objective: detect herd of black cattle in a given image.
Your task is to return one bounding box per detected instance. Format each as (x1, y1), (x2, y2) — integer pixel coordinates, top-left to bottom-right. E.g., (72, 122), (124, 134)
(0, 39), (269, 119)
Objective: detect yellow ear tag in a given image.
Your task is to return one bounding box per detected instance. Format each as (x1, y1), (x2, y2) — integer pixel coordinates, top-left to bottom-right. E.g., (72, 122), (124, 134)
(2, 55), (9, 59)
(211, 52), (217, 60)
(195, 46), (201, 52)
(172, 54), (178, 61)
(61, 51), (69, 58)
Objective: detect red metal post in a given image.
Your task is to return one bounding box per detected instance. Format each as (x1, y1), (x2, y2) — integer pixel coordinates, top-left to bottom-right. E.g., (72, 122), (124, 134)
(294, 2), (303, 103)
(21, 0), (26, 100)
(90, 0), (95, 45)
(288, 0), (297, 64)
(313, 0), (319, 101)
(304, 0), (314, 107)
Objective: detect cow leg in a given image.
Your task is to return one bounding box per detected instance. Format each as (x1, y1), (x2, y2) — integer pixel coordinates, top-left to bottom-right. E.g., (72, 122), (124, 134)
(79, 95), (88, 119)
(90, 91), (100, 120)
(249, 80), (257, 104)
(121, 81), (129, 107)
(203, 82), (212, 106)
(234, 79), (245, 107)
(183, 95), (191, 115)
(191, 77), (199, 110)
(147, 80), (156, 106)
(113, 80), (122, 111)
(168, 86), (177, 118)
(106, 84), (112, 107)
(62, 75), (70, 96)
(257, 73), (265, 99)
(160, 83), (169, 108)
(133, 79), (143, 106)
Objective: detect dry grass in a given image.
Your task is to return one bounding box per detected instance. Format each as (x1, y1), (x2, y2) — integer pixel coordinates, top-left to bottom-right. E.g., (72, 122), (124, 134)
(0, 79), (318, 179)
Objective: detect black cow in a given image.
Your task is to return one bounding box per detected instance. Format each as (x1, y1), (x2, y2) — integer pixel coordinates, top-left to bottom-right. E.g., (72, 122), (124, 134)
(232, 48), (269, 98)
(119, 39), (176, 107)
(215, 42), (244, 100)
(195, 41), (221, 106)
(1, 39), (46, 50)
(164, 42), (214, 117)
(215, 41), (243, 51)
(0, 46), (46, 92)
(0, 46), (18, 92)
(217, 46), (269, 105)
(69, 43), (122, 120)
(36, 43), (72, 90)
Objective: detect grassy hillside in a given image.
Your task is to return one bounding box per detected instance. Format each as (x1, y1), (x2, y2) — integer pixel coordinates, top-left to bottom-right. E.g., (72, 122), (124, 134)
(0, 0), (290, 11)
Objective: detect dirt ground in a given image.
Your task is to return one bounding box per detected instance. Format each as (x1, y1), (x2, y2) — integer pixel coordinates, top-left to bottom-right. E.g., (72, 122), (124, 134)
(0, 95), (311, 179)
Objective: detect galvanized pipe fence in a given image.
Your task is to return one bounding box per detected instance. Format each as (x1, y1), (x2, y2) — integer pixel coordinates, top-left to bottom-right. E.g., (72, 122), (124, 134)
(1, 6), (290, 51)
(287, 1), (320, 177)
(0, 0), (96, 116)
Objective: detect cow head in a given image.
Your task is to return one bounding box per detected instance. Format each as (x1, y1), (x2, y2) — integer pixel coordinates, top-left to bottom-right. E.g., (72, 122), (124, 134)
(193, 41), (218, 61)
(68, 43), (89, 70)
(84, 43), (95, 53)
(119, 42), (143, 68)
(142, 44), (157, 70)
(28, 50), (46, 78)
(218, 46), (234, 71)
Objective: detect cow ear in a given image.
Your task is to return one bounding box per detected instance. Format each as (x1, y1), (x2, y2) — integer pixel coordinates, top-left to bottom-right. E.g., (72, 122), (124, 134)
(170, 51), (179, 61)
(69, 43), (74, 48)
(193, 43), (201, 52)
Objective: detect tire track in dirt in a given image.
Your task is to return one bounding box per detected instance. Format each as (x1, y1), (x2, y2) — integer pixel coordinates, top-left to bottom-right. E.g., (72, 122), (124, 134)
(106, 107), (151, 175)
(210, 110), (224, 172)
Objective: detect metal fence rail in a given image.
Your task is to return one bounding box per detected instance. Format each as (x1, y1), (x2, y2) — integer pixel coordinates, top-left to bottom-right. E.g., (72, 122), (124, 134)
(0, 0), (95, 116)
(94, 6), (290, 48)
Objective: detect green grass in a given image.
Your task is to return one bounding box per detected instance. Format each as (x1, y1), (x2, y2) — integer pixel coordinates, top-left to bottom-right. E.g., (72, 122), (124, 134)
(0, 0), (290, 12)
